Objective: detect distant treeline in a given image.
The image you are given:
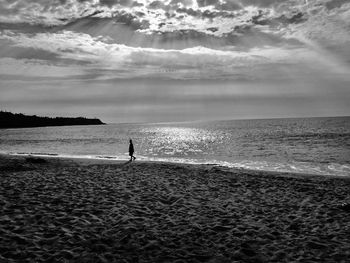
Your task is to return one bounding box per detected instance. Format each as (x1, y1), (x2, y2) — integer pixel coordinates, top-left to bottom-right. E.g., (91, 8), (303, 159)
(0, 111), (105, 128)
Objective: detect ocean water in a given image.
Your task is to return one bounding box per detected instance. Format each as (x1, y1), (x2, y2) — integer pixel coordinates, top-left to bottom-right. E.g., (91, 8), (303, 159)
(0, 117), (349, 177)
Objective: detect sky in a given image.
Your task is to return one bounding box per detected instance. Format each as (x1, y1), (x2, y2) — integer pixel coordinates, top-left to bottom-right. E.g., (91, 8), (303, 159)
(0, 0), (349, 123)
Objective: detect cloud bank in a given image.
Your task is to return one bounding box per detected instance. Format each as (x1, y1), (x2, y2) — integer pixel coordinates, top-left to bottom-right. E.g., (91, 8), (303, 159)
(0, 0), (349, 121)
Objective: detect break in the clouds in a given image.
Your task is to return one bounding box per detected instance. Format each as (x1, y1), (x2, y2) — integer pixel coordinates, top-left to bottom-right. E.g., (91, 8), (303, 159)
(0, 0), (350, 122)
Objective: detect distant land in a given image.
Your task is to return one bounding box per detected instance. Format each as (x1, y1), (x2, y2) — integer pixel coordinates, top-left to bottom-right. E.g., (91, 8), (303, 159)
(0, 111), (105, 129)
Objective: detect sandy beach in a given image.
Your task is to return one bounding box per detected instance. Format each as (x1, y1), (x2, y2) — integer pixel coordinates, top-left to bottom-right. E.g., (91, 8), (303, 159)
(0, 154), (350, 262)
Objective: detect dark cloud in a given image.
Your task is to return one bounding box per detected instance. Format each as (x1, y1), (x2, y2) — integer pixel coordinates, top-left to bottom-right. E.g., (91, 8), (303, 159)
(275, 12), (307, 25)
(49, 10), (149, 32)
(152, 29), (225, 48)
(113, 11), (150, 30)
(134, 11), (145, 17)
(176, 8), (200, 17)
(207, 27), (218, 33)
(250, 10), (269, 25)
(251, 10), (307, 26)
(148, 1), (167, 10)
(81, 10), (104, 18)
(175, 7), (236, 19)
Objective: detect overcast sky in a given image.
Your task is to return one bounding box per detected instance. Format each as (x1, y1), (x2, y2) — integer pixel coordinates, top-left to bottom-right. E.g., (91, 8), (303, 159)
(0, 0), (349, 123)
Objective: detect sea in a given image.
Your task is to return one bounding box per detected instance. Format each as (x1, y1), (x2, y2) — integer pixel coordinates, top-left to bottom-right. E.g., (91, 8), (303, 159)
(0, 116), (349, 177)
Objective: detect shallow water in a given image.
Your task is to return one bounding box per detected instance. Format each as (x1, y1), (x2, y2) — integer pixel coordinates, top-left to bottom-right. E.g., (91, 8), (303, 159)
(1, 117), (349, 176)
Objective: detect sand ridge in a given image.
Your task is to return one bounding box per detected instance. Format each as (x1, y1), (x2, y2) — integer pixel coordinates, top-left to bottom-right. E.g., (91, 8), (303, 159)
(0, 155), (350, 262)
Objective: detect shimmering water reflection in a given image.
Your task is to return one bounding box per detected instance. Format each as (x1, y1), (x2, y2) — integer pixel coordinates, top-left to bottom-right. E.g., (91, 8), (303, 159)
(140, 127), (223, 157)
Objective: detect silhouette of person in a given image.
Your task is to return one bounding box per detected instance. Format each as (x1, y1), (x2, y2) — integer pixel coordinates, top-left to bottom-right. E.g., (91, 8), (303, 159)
(129, 139), (136, 161)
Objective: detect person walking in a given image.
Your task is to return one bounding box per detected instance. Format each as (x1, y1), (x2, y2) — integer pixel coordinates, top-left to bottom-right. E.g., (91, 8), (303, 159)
(129, 139), (136, 161)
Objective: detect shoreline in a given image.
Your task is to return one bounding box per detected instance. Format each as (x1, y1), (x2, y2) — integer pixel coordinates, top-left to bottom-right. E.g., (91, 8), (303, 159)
(3, 152), (350, 179)
(1, 154), (350, 262)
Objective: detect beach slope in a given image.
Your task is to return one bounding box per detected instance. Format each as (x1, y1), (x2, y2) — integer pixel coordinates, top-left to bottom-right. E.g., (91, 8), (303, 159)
(0, 154), (350, 262)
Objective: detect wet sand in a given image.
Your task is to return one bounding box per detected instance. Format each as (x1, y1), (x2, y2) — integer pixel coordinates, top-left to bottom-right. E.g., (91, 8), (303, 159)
(1, 154), (350, 262)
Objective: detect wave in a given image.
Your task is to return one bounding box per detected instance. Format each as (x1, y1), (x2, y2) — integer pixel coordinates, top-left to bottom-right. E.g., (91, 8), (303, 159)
(6, 151), (350, 177)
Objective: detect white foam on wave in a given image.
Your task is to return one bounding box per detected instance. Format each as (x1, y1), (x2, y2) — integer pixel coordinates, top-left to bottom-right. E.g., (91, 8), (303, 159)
(8, 152), (127, 161)
(6, 152), (350, 177)
(215, 160), (350, 177)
